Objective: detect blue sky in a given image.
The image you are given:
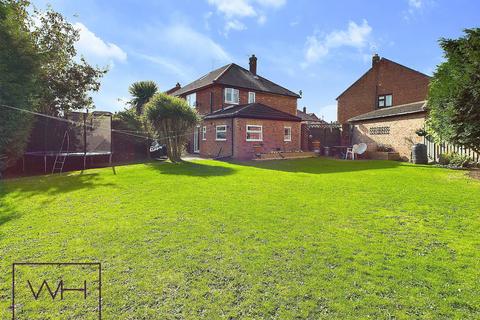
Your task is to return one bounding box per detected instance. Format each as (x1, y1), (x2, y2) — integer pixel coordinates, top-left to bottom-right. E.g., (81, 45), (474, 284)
(32, 0), (480, 121)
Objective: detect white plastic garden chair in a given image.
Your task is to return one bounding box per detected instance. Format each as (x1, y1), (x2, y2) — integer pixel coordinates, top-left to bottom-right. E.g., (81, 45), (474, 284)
(345, 143), (367, 160)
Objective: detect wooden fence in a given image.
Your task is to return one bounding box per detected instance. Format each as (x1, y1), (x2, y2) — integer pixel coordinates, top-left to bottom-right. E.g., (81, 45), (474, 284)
(424, 136), (480, 163)
(301, 123), (342, 151)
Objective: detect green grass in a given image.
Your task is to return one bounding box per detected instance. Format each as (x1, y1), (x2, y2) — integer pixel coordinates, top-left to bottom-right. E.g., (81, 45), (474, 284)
(1, 158), (479, 319)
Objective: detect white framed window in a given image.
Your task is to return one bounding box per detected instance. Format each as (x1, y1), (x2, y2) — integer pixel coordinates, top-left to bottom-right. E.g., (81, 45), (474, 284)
(378, 94), (392, 108)
(284, 127), (292, 141)
(246, 125), (263, 141)
(186, 93), (196, 107)
(202, 126), (206, 140)
(224, 88), (239, 104)
(216, 125), (227, 141)
(248, 91), (255, 103)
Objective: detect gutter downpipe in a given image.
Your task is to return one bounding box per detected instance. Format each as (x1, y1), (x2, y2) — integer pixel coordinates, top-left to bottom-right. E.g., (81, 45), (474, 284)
(231, 117), (234, 158)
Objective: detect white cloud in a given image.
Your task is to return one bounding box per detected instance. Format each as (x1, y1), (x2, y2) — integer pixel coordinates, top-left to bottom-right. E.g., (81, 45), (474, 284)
(289, 20), (300, 27)
(303, 20), (373, 66)
(225, 19), (247, 33)
(204, 11), (213, 30)
(74, 22), (127, 63)
(408, 0), (423, 9)
(207, 0), (286, 34)
(163, 24), (231, 62)
(404, 0), (434, 20)
(135, 53), (193, 81)
(256, 0), (286, 7)
(257, 14), (267, 25)
(207, 0), (256, 18)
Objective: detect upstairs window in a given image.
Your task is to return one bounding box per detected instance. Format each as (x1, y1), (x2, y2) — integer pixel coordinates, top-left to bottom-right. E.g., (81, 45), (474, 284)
(216, 125), (227, 141)
(378, 94), (392, 108)
(246, 125), (263, 141)
(248, 91), (256, 103)
(284, 127), (292, 141)
(224, 88), (239, 104)
(186, 93), (197, 107)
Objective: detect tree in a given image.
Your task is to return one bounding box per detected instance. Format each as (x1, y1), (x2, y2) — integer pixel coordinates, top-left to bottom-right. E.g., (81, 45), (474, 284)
(112, 108), (144, 133)
(427, 28), (480, 153)
(31, 7), (107, 115)
(112, 108), (151, 158)
(128, 81), (158, 115)
(144, 93), (198, 162)
(1, 1), (108, 174)
(0, 0), (41, 172)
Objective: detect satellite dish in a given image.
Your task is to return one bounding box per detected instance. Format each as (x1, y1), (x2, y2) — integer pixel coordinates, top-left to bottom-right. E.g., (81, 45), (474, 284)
(355, 143), (367, 155)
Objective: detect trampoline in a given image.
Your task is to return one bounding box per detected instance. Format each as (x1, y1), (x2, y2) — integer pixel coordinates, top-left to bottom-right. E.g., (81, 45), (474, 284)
(23, 111), (112, 173)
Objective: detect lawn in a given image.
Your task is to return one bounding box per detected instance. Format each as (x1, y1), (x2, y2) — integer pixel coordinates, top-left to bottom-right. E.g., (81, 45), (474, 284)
(0, 158), (479, 319)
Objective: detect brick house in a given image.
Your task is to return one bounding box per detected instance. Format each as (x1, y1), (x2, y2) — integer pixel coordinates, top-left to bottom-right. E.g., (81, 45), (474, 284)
(297, 107), (326, 125)
(172, 55), (302, 160)
(349, 101), (427, 160)
(336, 54), (431, 160)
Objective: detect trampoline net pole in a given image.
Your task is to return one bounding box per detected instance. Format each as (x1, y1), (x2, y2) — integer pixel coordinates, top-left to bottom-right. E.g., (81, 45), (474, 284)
(83, 112), (87, 170)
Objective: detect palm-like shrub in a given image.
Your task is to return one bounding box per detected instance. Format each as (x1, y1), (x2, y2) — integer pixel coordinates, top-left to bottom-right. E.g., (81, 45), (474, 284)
(144, 93), (198, 162)
(128, 81), (158, 115)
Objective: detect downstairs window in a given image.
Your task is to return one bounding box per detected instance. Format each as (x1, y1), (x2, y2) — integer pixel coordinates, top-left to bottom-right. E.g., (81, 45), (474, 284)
(246, 125), (263, 141)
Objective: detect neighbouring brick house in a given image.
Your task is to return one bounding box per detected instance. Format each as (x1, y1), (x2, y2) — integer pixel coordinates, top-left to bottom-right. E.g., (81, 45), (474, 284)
(171, 55), (302, 160)
(336, 54), (431, 160)
(349, 101), (427, 160)
(297, 107), (326, 125)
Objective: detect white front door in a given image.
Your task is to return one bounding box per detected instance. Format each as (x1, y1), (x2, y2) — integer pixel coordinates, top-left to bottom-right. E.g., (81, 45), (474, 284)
(193, 126), (200, 153)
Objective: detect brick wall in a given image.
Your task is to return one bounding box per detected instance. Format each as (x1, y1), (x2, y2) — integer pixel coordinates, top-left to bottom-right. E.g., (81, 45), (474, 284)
(254, 91), (297, 115)
(337, 59), (430, 124)
(199, 118), (234, 158)
(300, 124), (309, 151)
(351, 112), (426, 161)
(198, 118), (301, 160)
(180, 84), (298, 116)
(233, 118), (301, 160)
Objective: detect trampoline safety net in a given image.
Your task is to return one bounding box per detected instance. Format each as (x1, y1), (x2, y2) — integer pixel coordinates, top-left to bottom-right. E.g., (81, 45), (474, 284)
(25, 111), (112, 156)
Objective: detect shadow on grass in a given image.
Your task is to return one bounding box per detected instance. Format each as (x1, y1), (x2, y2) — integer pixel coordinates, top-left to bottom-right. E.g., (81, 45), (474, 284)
(0, 205), (18, 227)
(145, 160), (236, 177)
(229, 157), (405, 174)
(1, 171), (115, 199)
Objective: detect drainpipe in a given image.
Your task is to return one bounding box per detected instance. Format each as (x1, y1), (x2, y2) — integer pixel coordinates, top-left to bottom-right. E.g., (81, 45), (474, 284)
(210, 91), (213, 114)
(231, 118), (234, 158)
(374, 55), (380, 109)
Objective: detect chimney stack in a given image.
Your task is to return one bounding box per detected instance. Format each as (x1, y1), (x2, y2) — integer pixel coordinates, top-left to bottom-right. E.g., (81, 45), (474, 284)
(249, 54), (257, 75)
(372, 53), (380, 67)
(303, 107), (306, 113)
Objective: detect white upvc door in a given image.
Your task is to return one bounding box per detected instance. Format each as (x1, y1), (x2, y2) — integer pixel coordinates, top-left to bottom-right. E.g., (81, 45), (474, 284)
(193, 126), (200, 153)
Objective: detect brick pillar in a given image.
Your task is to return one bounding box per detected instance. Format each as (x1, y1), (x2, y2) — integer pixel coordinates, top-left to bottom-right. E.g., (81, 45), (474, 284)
(301, 123), (310, 151)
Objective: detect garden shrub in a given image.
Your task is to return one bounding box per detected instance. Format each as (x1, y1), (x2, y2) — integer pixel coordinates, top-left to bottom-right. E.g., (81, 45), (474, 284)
(439, 153), (453, 165)
(449, 153), (473, 168)
(439, 152), (474, 168)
